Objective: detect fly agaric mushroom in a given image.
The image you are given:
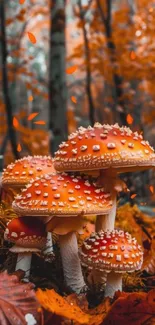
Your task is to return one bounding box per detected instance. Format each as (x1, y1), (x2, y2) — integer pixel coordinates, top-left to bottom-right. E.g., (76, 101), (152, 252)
(2, 155), (55, 259)
(54, 123), (155, 231)
(4, 216), (47, 280)
(79, 229), (143, 298)
(12, 172), (113, 293)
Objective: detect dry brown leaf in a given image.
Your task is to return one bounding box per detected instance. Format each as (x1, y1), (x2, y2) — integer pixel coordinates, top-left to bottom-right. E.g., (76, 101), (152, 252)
(103, 290), (155, 325)
(0, 271), (43, 325)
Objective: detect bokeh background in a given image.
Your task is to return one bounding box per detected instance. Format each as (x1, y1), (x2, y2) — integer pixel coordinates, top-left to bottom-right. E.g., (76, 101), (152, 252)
(0, 0), (155, 212)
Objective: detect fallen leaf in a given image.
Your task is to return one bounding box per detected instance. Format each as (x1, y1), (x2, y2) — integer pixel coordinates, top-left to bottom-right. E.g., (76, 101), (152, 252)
(103, 290), (155, 325)
(19, 0), (25, 4)
(33, 120), (46, 125)
(13, 117), (19, 128)
(27, 112), (39, 121)
(0, 271), (43, 325)
(66, 65), (77, 74)
(17, 143), (22, 152)
(27, 32), (36, 44)
(36, 289), (90, 324)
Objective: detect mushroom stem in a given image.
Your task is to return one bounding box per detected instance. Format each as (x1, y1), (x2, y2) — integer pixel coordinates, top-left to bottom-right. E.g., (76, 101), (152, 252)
(59, 231), (85, 293)
(95, 195), (116, 232)
(88, 268), (107, 287)
(15, 253), (32, 280)
(104, 271), (122, 298)
(43, 232), (53, 255)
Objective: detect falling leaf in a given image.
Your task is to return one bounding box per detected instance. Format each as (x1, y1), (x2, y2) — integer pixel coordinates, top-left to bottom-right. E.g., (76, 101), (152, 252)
(36, 289), (90, 324)
(126, 114), (133, 125)
(130, 51), (136, 60)
(27, 112), (39, 121)
(0, 271), (43, 325)
(130, 193), (137, 199)
(27, 32), (36, 44)
(13, 117), (19, 128)
(66, 65), (77, 74)
(19, 0), (25, 4)
(71, 96), (77, 103)
(17, 143), (22, 152)
(33, 120), (46, 125)
(149, 185), (154, 194)
(28, 95), (33, 101)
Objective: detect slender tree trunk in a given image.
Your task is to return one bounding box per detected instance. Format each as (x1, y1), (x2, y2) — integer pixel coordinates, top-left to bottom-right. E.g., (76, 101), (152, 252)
(0, 0), (19, 159)
(97, 0), (127, 125)
(49, 0), (68, 155)
(78, 0), (95, 126)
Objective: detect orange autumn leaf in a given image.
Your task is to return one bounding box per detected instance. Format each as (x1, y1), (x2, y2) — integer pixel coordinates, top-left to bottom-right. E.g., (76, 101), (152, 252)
(28, 95), (33, 102)
(13, 117), (19, 128)
(71, 96), (77, 103)
(103, 290), (155, 325)
(130, 193), (137, 199)
(36, 289), (91, 324)
(27, 32), (36, 44)
(27, 112), (39, 121)
(66, 65), (77, 74)
(33, 120), (46, 125)
(149, 185), (154, 194)
(19, 0), (25, 4)
(130, 51), (136, 60)
(126, 114), (133, 125)
(17, 144), (22, 152)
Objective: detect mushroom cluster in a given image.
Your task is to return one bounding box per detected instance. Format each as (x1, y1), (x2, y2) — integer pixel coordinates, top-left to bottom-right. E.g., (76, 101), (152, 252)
(2, 155), (55, 261)
(12, 172), (113, 292)
(2, 123), (153, 297)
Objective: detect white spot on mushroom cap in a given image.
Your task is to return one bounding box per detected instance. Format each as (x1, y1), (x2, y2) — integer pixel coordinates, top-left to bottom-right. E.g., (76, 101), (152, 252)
(80, 145), (87, 151)
(107, 143), (116, 149)
(25, 313), (37, 325)
(93, 145), (100, 151)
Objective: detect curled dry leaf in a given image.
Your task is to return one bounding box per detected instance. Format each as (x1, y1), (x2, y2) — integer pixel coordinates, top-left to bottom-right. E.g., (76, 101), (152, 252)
(0, 271), (43, 325)
(36, 289), (111, 325)
(103, 290), (155, 325)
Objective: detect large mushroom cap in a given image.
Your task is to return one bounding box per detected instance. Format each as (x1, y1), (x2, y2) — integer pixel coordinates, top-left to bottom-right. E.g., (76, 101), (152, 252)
(79, 229), (143, 273)
(2, 156), (55, 188)
(12, 173), (113, 217)
(4, 216), (47, 251)
(54, 123), (155, 173)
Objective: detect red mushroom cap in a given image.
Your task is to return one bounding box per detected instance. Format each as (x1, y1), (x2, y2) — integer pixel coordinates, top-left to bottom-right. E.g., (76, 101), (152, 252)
(54, 123), (155, 173)
(2, 156), (55, 188)
(79, 229), (143, 273)
(4, 217), (47, 251)
(12, 173), (113, 217)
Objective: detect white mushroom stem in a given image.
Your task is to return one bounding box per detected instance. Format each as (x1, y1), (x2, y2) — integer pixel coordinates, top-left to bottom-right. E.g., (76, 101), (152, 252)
(15, 253), (32, 280)
(95, 195), (117, 232)
(43, 232), (53, 255)
(104, 271), (122, 298)
(59, 231), (85, 293)
(88, 268), (107, 286)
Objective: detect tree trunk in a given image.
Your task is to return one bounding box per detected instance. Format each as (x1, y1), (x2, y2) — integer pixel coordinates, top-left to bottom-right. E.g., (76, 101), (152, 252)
(49, 0), (68, 155)
(78, 0), (95, 126)
(97, 0), (127, 125)
(0, 0), (19, 159)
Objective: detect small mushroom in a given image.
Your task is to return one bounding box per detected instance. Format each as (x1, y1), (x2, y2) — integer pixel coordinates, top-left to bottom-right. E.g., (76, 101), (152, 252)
(79, 229), (143, 298)
(12, 172), (113, 293)
(4, 217), (47, 280)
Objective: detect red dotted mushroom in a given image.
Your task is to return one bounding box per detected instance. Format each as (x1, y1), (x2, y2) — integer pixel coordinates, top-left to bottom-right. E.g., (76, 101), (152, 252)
(12, 172), (113, 293)
(54, 123), (155, 232)
(79, 229), (143, 297)
(4, 217), (47, 280)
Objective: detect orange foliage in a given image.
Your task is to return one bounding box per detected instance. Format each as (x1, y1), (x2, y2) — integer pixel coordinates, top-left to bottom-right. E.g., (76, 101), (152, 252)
(27, 112), (39, 121)
(66, 65), (77, 74)
(27, 32), (37, 44)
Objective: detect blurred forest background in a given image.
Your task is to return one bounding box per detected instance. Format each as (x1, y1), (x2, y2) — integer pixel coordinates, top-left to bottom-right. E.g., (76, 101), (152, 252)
(0, 0), (155, 210)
